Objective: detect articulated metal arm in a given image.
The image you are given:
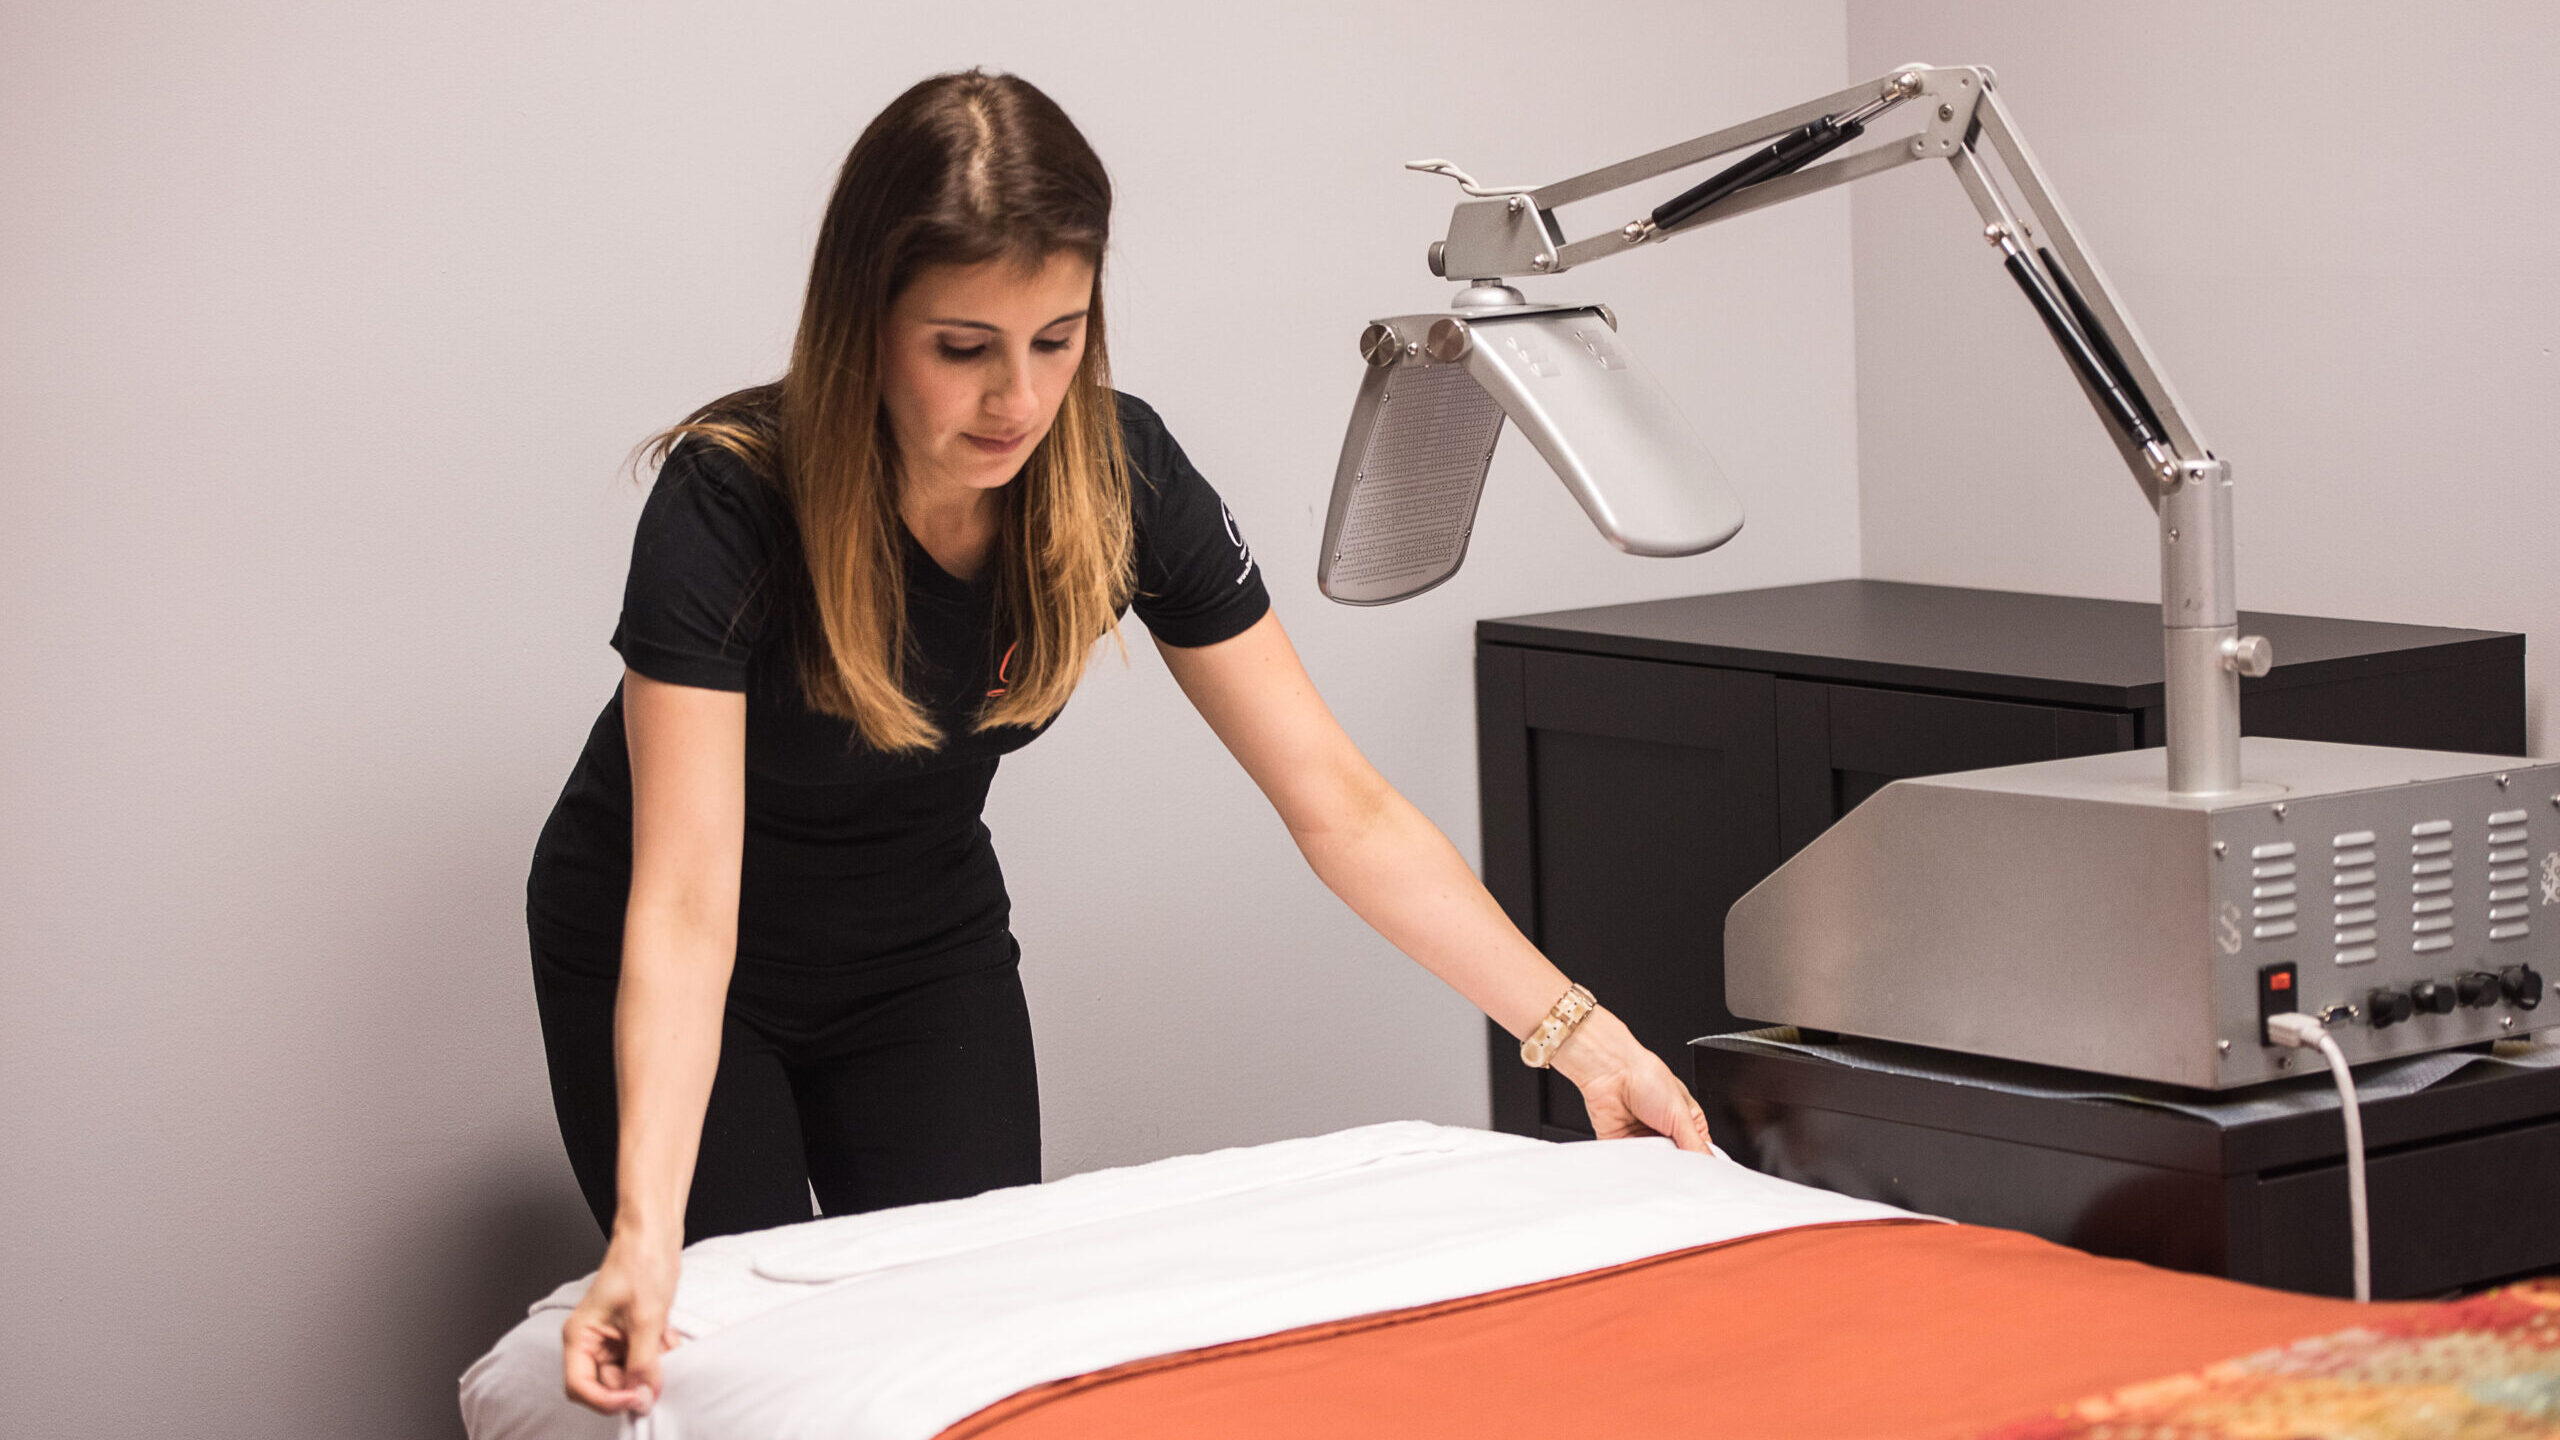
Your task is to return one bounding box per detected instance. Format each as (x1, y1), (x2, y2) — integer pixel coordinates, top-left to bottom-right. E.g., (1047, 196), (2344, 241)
(1409, 64), (2260, 795)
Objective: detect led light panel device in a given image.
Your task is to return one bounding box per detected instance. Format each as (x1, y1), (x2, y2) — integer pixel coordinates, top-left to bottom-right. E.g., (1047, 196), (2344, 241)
(1327, 64), (2552, 1086)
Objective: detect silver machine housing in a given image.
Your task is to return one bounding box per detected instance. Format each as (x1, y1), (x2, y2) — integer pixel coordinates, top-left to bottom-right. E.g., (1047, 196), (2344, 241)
(1344, 64), (2550, 1087)
(1727, 739), (2559, 1089)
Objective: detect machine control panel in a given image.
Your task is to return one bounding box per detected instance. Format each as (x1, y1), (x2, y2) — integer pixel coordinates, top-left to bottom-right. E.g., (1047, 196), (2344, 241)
(2359, 966), (2541, 1027)
(2218, 771), (2558, 1069)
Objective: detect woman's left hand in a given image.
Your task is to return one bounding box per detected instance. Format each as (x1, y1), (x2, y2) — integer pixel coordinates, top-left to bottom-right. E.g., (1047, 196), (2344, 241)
(1551, 1008), (1717, 1154)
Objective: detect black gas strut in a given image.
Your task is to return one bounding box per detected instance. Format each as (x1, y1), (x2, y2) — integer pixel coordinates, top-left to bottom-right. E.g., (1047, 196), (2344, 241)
(2038, 246), (2163, 440)
(1649, 115), (1866, 233)
(1996, 235), (2163, 452)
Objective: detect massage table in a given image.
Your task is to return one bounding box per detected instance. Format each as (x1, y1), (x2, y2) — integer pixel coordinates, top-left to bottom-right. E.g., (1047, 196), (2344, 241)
(461, 1122), (2560, 1439)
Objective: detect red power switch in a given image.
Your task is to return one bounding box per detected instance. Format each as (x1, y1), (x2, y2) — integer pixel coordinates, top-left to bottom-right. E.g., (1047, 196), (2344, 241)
(2257, 962), (2298, 1045)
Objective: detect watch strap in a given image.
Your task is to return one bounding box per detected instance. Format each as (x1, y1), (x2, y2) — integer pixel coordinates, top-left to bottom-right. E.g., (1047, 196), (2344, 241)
(1519, 983), (1599, 1069)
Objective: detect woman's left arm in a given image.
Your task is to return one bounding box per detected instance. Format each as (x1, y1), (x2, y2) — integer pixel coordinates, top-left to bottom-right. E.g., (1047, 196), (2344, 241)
(1157, 611), (1713, 1152)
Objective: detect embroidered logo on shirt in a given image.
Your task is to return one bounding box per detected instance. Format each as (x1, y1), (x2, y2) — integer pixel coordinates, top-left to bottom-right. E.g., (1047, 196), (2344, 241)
(986, 641), (1019, 699)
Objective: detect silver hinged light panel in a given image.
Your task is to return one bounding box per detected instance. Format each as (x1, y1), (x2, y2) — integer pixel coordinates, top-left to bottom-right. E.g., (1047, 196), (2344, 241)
(1318, 299), (1742, 605)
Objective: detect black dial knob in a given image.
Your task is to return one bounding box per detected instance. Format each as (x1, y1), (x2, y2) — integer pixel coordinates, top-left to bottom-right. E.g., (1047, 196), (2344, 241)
(2503, 965), (2546, 1011)
(2458, 971), (2503, 1008)
(2411, 979), (2457, 1015)
(2367, 987), (2414, 1027)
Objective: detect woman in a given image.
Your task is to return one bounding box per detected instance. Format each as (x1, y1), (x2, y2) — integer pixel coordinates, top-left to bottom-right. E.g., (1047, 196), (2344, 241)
(527, 69), (1713, 1417)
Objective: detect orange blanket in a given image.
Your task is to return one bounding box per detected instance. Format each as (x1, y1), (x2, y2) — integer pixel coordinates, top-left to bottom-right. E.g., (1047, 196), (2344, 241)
(939, 1221), (2545, 1439)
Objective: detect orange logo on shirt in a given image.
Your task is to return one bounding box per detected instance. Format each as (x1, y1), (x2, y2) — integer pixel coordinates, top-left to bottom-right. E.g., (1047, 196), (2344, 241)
(986, 641), (1019, 699)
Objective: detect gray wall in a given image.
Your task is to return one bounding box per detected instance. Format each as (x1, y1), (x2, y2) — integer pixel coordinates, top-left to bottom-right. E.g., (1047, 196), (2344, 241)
(1848, 2), (2560, 750)
(0, 4), (1856, 1436)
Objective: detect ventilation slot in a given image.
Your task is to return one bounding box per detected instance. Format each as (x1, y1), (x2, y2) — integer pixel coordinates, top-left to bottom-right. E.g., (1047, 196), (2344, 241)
(2488, 808), (2531, 943)
(2331, 831), (2376, 965)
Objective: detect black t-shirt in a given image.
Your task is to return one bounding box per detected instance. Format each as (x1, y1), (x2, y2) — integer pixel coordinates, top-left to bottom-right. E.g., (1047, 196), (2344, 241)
(526, 392), (1269, 998)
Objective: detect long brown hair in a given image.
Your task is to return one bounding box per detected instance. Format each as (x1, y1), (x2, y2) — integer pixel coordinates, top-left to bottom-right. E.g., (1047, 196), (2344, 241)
(647, 69), (1132, 752)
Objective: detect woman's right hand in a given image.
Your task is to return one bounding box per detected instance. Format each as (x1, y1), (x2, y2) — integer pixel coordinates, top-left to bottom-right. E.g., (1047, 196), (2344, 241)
(561, 1229), (684, 1416)
(567, 672), (741, 1415)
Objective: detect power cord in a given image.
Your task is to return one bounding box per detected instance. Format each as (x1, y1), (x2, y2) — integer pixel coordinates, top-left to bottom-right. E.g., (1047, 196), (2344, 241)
(2265, 1011), (2370, 1302)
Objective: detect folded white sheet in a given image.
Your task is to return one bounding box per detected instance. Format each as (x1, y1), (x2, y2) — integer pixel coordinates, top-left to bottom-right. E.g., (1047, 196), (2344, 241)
(461, 1121), (1924, 1440)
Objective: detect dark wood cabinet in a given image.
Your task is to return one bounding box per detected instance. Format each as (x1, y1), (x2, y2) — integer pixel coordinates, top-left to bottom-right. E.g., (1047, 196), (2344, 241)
(1686, 1039), (2560, 1298)
(1774, 680), (2135, 858)
(1478, 648), (1777, 1136)
(1477, 580), (2525, 1142)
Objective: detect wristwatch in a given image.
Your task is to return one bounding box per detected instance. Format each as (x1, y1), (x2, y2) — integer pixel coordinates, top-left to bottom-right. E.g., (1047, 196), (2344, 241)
(1519, 983), (1599, 1069)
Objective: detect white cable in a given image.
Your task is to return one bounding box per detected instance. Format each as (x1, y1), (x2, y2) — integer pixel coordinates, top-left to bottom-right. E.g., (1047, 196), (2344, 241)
(2265, 1011), (2370, 1303)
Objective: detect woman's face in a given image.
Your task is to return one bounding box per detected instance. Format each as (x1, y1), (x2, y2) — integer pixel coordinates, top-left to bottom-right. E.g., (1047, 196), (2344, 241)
(881, 251), (1095, 504)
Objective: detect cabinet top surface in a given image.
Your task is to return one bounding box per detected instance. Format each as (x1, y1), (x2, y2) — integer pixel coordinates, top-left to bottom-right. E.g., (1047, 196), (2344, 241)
(1480, 579), (2519, 707)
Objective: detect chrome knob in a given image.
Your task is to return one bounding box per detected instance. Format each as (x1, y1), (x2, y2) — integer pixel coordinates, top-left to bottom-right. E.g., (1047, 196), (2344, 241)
(1425, 317), (1473, 363)
(1359, 323), (1403, 368)
(2221, 634), (2274, 678)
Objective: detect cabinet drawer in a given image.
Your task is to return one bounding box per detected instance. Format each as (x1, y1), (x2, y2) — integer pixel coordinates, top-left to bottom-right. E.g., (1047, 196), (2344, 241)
(1824, 685), (2132, 775)
(1776, 681), (2135, 856)
(2257, 1116), (2560, 1298)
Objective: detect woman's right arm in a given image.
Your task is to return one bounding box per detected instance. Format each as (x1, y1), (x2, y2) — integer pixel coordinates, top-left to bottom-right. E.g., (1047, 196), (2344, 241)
(561, 669), (747, 1416)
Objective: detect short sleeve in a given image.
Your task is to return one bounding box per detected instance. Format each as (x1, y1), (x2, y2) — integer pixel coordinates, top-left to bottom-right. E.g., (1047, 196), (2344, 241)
(1119, 393), (1271, 648)
(609, 439), (784, 691)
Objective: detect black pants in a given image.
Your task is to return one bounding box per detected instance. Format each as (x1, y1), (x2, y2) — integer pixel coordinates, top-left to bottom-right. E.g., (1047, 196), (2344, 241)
(531, 949), (1042, 1244)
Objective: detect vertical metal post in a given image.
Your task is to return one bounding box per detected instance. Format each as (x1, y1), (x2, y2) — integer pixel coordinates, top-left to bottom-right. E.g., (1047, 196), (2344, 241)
(2160, 459), (2240, 794)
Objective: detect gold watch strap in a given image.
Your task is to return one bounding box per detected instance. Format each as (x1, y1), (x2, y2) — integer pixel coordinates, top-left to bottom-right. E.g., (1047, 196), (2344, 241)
(1519, 983), (1599, 1069)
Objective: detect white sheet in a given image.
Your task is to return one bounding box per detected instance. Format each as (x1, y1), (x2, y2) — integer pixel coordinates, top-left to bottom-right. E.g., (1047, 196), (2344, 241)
(461, 1121), (1925, 1440)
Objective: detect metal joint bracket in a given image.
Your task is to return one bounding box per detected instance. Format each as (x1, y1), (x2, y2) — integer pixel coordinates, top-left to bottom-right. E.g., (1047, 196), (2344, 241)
(2156, 456), (2227, 495)
(1440, 196), (1564, 278)
(1909, 67), (1985, 160)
